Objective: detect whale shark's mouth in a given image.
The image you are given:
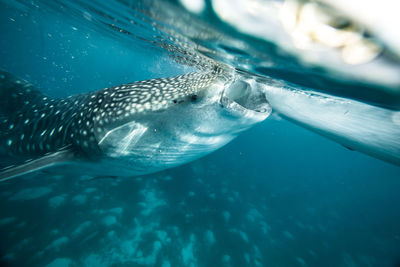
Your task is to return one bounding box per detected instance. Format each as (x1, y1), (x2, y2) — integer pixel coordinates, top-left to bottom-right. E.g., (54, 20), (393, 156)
(221, 80), (270, 114)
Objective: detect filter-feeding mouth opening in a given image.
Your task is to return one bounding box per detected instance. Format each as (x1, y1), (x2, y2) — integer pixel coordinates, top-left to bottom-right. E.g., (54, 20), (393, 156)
(222, 80), (270, 113)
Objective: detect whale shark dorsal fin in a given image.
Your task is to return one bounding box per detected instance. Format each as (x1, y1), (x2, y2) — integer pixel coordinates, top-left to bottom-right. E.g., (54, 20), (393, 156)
(0, 70), (48, 118)
(0, 148), (75, 182)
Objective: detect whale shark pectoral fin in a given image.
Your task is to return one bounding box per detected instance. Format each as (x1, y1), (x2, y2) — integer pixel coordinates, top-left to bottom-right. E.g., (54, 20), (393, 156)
(0, 149), (75, 182)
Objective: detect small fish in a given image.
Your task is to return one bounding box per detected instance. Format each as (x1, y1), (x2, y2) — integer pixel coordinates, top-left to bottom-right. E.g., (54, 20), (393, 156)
(0, 69), (271, 181)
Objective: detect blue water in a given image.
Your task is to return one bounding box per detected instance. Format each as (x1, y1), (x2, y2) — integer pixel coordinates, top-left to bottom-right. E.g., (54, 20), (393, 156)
(1, 1), (400, 266)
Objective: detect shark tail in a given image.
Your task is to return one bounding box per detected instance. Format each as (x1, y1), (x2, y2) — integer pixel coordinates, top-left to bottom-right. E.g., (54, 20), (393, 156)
(0, 70), (74, 182)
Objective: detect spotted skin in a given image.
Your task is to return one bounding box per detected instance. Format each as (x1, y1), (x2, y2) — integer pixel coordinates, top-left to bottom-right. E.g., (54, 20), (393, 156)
(0, 72), (96, 159)
(0, 70), (224, 170)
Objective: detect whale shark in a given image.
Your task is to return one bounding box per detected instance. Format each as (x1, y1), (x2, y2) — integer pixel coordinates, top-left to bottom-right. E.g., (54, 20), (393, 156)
(0, 69), (271, 181)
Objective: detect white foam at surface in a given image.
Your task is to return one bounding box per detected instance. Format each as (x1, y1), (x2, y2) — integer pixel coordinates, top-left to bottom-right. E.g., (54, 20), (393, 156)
(211, 0), (400, 87)
(180, 0), (205, 14)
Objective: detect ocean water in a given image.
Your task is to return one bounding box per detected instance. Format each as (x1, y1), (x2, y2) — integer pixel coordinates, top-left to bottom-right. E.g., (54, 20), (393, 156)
(0, 0), (400, 266)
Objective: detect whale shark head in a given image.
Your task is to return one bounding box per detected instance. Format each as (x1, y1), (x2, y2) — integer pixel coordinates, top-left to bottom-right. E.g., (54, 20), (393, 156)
(90, 70), (271, 175)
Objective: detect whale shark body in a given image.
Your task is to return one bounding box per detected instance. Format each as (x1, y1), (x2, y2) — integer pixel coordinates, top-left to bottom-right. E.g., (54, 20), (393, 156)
(0, 69), (271, 181)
